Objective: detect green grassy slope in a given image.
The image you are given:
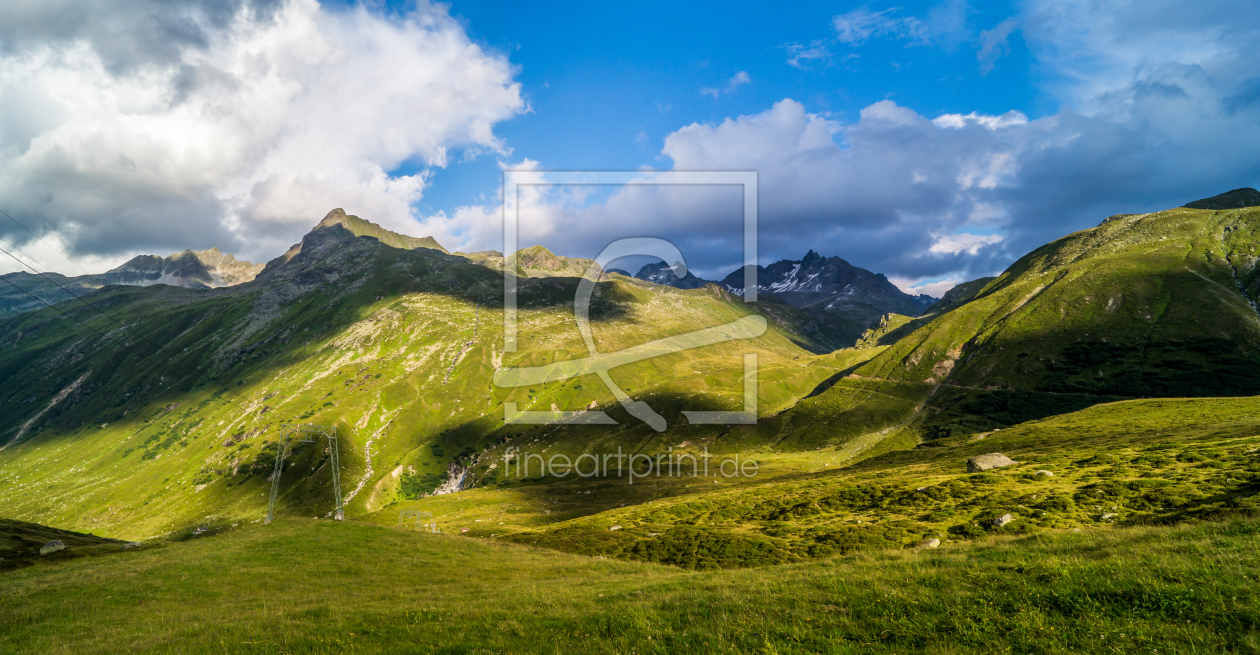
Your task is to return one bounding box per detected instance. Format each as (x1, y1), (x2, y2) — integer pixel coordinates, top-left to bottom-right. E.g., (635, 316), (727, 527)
(826, 204), (1260, 438)
(6, 199), (1260, 573)
(1, 515), (1256, 654)
(367, 394), (1260, 569)
(0, 517), (125, 571)
(861, 205), (1260, 393)
(0, 218), (855, 540)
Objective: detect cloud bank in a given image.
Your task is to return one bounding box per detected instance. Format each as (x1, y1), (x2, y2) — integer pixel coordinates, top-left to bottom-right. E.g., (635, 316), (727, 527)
(426, 0), (1260, 290)
(0, 0), (523, 269)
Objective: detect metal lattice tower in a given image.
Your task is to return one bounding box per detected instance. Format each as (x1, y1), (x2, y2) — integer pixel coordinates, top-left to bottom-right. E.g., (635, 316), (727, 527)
(265, 424), (344, 524)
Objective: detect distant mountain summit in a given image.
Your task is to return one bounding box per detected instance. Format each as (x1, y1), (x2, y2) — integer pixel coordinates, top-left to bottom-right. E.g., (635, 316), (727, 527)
(273, 209), (449, 267)
(618, 249), (936, 345)
(316, 208), (448, 252)
(634, 261), (710, 289)
(715, 250), (937, 343)
(455, 245), (604, 279)
(0, 247), (264, 318)
(1184, 187), (1260, 210)
(100, 248), (263, 288)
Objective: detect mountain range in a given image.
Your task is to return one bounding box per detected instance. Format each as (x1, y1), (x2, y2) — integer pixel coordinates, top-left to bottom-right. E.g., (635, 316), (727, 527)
(2, 188), (1259, 569)
(623, 250), (939, 344)
(1, 208), (938, 348)
(0, 248), (264, 318)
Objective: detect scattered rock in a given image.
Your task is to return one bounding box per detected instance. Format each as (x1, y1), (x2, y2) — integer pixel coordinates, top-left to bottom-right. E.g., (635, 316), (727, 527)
(40, 540), (65, 555)
(967, 453), (1016, 473)
(992, 514), (1014, 528)
(122, 542), (143, 549)
(192, 526), (208, 535)
(1101, 512), (1118, 520)
(1034, 470), (1054, 479)
(917, 538), (941, 549)
(609, 525), (622, 531)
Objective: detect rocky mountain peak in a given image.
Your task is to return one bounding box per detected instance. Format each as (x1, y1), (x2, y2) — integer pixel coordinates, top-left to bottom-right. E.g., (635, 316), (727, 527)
(1184, 188), (1260, 210)
(634, 261), (710, 289)
(317, 208), (350, 228)
(309, 208), (448, 253)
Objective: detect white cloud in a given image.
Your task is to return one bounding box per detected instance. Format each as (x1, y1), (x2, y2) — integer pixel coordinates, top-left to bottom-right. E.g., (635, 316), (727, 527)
(436, 0), (1260, 292)
(1020, 0), (1260, 107)
(932, 111), (1029, 130)
(977, 18), (1019, 75)
(0, 0), (524, 270)
(782, 40), (834, 69)
(700, 71), (751, 99)
(928, 233), (1005, 255)
(831, 1), (969, 49)
(436, 98), (1030, 279)
(889, 275), (965, 298)
(832, 8), (925, 46)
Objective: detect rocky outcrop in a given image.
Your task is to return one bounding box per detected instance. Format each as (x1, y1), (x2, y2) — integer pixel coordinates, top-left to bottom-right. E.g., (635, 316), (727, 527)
(1184, 188), (1260, 210)
(967, 453), (1016, 473)
(634, 261), (711, 289)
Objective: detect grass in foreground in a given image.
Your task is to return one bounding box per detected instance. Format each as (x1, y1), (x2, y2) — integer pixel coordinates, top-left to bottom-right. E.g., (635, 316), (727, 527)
(1, 516), (1257, 654)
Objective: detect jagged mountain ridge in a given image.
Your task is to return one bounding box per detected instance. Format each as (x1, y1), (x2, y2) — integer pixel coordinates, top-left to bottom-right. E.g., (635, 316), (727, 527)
(634, 261), (710, 289)
(716, 250), (937, 345)
(0, 209), (856, 538)
(613, 250), (937, 346)
(271, 208), (448, 269)
(0, 247), (263, 318)
(100, 248), (263, 288)
(719, 250), (934, 313)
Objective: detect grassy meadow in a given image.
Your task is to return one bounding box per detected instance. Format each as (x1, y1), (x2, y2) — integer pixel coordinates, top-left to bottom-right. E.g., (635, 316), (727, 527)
(1, 515), (1257, 654)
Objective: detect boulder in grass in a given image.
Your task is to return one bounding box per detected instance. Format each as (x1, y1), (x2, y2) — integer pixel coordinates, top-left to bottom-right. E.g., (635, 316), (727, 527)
(40, 540), (65, 555)
(992, 514), (1014, 528)
(967, 453), (1016, 473)
(609, 525), (622, 531)
(1034, 470), (1054, 479)
(917, 538), (941, 549)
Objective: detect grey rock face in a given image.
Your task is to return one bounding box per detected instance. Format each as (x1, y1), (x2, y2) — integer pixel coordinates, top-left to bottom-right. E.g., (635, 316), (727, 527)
(967, 453), (1016, 473)
(40, 540), (65, 555)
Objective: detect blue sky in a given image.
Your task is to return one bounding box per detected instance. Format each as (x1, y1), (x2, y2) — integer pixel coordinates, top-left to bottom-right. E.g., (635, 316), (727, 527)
(0, 0), (1257, 295)
(397, 0), (1037, 218)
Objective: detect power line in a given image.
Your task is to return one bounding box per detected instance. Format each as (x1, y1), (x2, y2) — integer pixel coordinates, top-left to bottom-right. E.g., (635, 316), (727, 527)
(0, 238), (253, 406)
(0, 243), (249, 413)
(0, 273), (244, 411)
(0, 206), (95, 278)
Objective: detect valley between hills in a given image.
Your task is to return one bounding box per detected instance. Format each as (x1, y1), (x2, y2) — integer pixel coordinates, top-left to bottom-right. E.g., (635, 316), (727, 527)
(2, 191), (1260, 653)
